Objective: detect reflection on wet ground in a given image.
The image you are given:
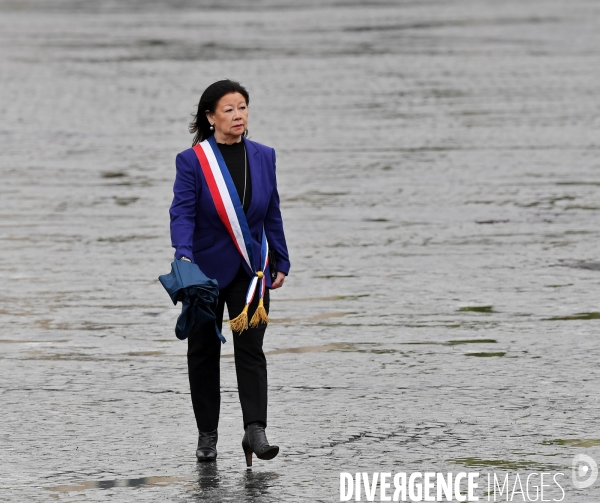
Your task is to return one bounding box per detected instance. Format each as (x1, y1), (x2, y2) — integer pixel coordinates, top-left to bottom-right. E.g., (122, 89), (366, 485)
(464, 351), (506, 358)
(45, 475), (190, 493)
(446, 458), (560, 472)
(542, 439), (600, 448)
(222, 342), (349, 358)
(6, 339), (511, 362)
(2, 0), (600, 501)
(44, 465), (285, 501)
(545, 311), (600, 321)
(458, 305), (495, 313)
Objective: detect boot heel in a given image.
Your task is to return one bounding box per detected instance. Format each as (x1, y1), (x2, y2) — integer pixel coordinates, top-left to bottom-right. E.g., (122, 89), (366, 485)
(243, 446), (253, 467)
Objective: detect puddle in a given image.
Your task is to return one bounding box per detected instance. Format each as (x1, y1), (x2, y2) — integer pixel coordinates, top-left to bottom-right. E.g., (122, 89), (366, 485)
(101, 171), (127, 178)
(448, 457), (558, 471)
(314, 275), (356, 279)
(114, 196), (139, 206)
(446, 339), (497, 346)
(45, 475), (189, 492)
(27, 344), (354, 361)
(285, 190), (349, 203)
(21, 352), (105, 361)
(242, 340), (500, 358)
(278, 294), (369, 302)
(222, 342), (352, 358)
(403, 339), (497, 346)
(545, 312), (600, 321)
(97, 234), (157, 243)
(266, 343), (351, 355)
(542, 439), (600, 448)
(464, 352), (506, 357)
(266, 312), (354, 324)
(458, 306), (494, 313)
(475, 219), (509, 224)
(310, 312), (354, 320)
(0, 339), (70, 344)
(555, 181), (600, 186)
(402, 323), (463, 329)
(403, 341), (443, 345)
(21, 351), (166, 361)
(345, 17), (559, 33)
(559, 260), (600, 271)
(564, 205), (600, 210)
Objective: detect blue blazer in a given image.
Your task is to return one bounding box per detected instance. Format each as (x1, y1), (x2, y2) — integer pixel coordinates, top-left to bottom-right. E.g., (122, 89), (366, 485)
(169, 137), (290, 289)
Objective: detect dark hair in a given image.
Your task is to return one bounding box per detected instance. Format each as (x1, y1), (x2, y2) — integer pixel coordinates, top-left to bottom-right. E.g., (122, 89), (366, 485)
(189, 79), (250, 146)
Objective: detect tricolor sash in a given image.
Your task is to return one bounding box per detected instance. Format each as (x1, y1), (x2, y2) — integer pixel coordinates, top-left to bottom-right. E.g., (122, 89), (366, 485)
(192, 136), (270, 332)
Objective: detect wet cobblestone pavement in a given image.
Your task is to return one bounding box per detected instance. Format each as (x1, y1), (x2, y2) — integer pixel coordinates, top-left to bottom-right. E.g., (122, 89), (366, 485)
(1, 0), (600, 501)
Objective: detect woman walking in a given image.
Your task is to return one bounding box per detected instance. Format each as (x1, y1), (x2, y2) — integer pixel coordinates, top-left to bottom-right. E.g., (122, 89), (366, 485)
(169, 80), (290, 466)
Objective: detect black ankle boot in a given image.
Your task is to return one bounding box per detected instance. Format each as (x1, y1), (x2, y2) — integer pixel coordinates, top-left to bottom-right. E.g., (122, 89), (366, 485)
(241, 423), (279, 467)
(196, 429), (218, 462)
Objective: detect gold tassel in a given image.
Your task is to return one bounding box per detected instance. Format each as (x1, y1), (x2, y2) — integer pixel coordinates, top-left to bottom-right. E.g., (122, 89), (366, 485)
(249, 298), (269, 327)
(229, 304), (249, 333)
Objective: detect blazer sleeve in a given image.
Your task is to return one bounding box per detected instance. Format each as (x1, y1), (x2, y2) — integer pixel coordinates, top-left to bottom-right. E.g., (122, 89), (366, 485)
(169, 152), (196, 261)
(264, 148), (291, 275)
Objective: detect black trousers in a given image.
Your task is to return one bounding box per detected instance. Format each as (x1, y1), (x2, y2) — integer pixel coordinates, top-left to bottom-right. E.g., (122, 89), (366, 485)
(187, 265), (270, 432)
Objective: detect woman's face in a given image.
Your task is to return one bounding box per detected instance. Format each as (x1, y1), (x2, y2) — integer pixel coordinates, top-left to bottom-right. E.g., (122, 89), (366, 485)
(206, 92), (248, 143)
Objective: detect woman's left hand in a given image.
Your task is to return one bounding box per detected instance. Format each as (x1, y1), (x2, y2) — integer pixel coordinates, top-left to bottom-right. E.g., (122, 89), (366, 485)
(271, 272), (286, 289)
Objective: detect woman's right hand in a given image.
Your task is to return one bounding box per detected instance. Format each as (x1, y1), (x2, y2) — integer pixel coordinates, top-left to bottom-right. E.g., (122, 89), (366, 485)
(271, 272), (286, 289)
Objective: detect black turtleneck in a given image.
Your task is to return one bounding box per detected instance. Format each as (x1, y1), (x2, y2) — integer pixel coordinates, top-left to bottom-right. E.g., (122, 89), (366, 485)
(217, 141), (252, 213)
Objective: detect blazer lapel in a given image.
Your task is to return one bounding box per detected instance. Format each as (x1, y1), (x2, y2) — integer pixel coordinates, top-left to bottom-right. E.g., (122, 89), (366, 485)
(243, 137), (262, 223)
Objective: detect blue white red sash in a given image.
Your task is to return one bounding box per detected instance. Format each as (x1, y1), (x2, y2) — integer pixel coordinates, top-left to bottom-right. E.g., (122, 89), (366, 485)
(192, 136), (269, 332)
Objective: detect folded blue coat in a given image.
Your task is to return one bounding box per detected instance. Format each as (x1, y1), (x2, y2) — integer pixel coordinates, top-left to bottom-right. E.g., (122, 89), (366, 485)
(158, 260), (225, 343)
